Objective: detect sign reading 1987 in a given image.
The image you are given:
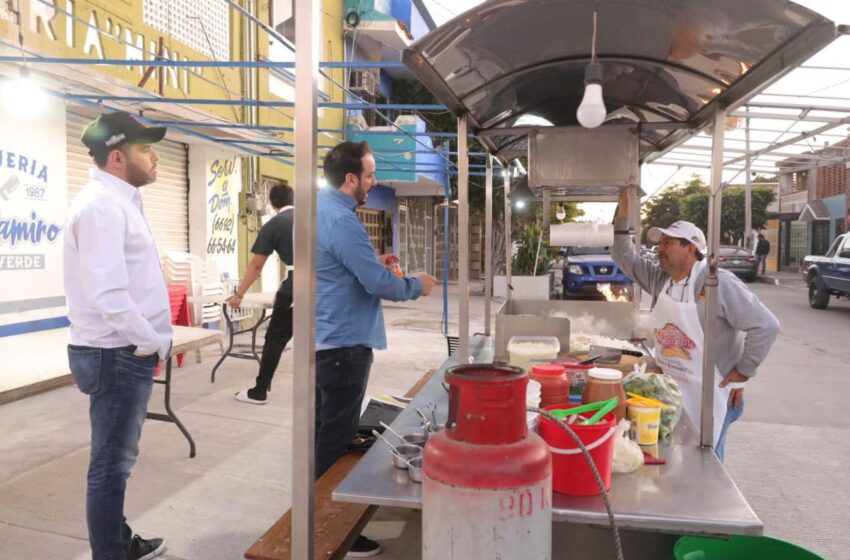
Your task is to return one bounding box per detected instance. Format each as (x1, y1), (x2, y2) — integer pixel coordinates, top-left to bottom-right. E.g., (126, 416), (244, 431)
(0, 148), (62, 270)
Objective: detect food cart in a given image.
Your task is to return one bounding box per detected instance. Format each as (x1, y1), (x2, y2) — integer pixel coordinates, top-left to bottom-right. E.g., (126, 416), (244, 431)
(330, 1), (840, 557)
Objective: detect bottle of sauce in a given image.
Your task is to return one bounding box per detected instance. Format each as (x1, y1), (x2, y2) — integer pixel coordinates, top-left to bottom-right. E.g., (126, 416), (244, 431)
(581, 367), (627, 421)
(554, 360), (595, 397)
(386, 255), (404, 277)
(530, 364), (569, 408)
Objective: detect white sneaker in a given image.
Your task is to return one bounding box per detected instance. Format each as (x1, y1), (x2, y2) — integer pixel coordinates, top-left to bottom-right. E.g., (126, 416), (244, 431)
(234, 389), (267, 405)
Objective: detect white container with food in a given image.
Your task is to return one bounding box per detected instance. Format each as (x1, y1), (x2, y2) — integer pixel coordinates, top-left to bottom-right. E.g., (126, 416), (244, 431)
(507, 336), (560, 374)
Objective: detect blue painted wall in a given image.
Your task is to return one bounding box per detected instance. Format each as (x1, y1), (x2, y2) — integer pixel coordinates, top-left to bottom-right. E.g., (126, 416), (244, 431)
(390, 0), (412, 28)
(823, 194), (848, 240)
(410, 1), (429, 38)
(348, 117), (448, 189)
(0, 316), (70, 338)
(363, 184), (399, 254)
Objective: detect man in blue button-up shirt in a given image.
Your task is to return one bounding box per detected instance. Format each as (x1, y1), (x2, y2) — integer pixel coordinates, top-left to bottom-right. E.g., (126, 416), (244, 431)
(316, 141), (437, 556)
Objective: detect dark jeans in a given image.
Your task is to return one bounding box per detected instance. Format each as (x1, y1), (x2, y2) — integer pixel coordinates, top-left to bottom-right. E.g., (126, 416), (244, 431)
(254, 291), (294, 391)
(757, 254), (767, 275)
(68, 344), (158, 560)
(715, 398), (745, 462)
(314, 346), (373, 479)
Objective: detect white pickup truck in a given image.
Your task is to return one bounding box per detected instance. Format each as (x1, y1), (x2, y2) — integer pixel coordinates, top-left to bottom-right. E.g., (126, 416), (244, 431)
(801, 233), (850, 309)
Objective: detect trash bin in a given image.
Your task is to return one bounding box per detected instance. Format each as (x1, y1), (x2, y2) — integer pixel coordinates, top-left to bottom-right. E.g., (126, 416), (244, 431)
(674, 535), (824, 560)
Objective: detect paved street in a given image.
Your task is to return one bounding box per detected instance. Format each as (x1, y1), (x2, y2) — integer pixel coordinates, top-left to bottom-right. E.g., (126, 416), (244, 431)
(724, 277), (850, 559)
(0, 280), (848, 559)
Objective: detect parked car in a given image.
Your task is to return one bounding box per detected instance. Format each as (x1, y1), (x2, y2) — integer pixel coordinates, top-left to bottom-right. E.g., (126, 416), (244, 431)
(561, 246), (633, 299)
(801, 233), (850, 309)
(718, 246), (757, 282)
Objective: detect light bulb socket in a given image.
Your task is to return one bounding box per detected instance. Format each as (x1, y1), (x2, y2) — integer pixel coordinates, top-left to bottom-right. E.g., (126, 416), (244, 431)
(584, 62), (603, 85)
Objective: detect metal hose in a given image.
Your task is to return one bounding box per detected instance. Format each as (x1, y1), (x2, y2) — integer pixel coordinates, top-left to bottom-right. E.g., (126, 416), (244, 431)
(532, 408), (624, 560)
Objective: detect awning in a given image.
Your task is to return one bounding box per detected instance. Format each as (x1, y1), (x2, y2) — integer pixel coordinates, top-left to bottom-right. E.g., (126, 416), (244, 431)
(798, 200), (832, 221)
(402, 0), (836, 162)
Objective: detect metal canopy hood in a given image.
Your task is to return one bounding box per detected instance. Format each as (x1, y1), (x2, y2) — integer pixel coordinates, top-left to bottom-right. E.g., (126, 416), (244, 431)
(402, 0), (836, 162)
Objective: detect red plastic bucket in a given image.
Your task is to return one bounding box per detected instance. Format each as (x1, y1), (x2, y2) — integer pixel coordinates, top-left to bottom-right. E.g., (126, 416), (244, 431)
(539, 404), (617, 496)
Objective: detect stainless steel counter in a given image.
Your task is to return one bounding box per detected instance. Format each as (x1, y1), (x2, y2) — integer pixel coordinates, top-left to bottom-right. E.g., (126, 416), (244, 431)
(333, 335), (762, 537)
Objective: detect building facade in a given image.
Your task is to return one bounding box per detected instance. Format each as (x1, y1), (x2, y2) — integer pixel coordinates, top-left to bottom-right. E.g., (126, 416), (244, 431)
(0, 1), (347, 398)
(776, 141), (849, 270)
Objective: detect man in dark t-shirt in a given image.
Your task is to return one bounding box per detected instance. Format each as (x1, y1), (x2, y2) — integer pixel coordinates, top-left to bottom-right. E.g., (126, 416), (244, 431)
(755, 233), (770, 276)
(227, 182), (294, 404)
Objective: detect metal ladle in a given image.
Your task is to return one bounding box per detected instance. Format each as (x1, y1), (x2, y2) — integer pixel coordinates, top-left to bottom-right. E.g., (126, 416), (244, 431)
(415, 407), (432, 430)
(380, 421), (427, 445)
(371, 430), (421, 469)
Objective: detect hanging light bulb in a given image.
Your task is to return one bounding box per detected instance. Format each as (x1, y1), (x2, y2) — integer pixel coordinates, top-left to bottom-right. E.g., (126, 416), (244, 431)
(577, 63), (606, 128)
(1, 66), (48, 119)
(556, 204), (567, 221)
(576, 6), (606, 129)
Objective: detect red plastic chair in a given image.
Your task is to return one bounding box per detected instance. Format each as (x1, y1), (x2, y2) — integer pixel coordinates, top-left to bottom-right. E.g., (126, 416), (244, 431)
(162, 284), (191, 375)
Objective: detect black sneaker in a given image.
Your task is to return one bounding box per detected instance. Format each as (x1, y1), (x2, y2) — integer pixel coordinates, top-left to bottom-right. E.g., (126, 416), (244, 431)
(127, 534), (166, 560)
(346, 535), (381, 558)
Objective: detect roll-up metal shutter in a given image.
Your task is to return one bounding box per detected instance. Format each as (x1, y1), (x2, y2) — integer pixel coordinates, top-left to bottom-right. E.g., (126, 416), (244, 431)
(66, 112), (93, 202)
(66, 112), (189, 253)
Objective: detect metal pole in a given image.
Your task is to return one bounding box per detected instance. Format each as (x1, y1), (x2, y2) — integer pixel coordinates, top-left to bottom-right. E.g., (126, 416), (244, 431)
(443, 196), (450, 336)
(484, 156), (493, 336)
(702, 104), (725, 449)
(745, 111), (753, 250)
(292, 0), (319, 557)
(542, 187), (551, 233)
(630, 182), (642, 310)
(457, 116), (470, 363)
(504, 170), (512, 302)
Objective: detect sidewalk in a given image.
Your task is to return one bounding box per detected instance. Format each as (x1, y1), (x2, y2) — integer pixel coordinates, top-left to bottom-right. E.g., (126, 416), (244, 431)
(755, 270), (807, 289)
(0, 287), (484, 560)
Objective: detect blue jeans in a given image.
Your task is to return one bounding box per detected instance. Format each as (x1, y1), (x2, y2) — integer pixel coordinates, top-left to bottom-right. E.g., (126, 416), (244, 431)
(757, 254), (767, 275)
(68, 344), (157, 560)
(314, 346), (373, 479)
(715, 398), (744, 462)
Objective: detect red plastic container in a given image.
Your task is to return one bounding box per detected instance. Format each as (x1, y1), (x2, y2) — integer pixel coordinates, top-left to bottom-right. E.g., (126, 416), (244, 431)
(530, 364), (569, 408)
(539, 403), (617, 496)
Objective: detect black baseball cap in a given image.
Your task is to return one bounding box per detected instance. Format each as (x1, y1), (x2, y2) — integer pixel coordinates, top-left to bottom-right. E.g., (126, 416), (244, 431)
(81, 111), (166, 157)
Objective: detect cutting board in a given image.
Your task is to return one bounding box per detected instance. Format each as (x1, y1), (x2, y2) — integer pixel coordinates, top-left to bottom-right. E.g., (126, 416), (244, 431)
(565, 353), (659, 374)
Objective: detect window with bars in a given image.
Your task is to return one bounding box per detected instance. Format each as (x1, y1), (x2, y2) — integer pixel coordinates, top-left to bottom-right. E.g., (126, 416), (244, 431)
(356, 208), (385, 254)
(143, 0), (230, 60)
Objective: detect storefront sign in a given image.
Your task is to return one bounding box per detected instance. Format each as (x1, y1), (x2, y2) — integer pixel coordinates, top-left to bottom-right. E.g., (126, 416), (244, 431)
(0, 100), (67, 327)
(0, 0), (237, 102)
(205, 156), (241, 279)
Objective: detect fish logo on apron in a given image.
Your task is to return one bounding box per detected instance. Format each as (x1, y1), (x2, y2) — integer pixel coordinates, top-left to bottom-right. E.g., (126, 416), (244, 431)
(654, 323), (697, 360)
(648, 261), (729, 447)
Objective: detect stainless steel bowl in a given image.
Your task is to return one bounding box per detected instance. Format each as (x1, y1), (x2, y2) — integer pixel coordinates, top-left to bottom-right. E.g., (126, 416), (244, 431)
(401, 432), (428, 446)
(407, 456), (423, 483)
(391, 444), (422, 469)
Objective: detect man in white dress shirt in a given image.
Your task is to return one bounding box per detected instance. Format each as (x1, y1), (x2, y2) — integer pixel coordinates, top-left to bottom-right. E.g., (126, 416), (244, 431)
(64, 112), (172, 560)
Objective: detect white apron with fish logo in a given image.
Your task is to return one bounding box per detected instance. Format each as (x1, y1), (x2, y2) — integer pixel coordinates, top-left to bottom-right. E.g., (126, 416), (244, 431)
(649, 261), (729, 447)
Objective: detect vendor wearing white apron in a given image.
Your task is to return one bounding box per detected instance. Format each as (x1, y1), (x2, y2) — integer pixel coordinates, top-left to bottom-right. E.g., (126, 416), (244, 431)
(612, 187), (780, 459)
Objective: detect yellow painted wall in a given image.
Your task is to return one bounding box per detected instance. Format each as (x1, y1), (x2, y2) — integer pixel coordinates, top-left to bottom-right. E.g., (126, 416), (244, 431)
(1, 0), (345, 288)
(0, 0), (242, 121)
(254, 0), (345, 184)
(247, 0), (345, 284)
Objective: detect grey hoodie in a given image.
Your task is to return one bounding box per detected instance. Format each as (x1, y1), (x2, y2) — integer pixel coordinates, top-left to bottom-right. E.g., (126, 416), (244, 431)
(613, 218), (780, 378)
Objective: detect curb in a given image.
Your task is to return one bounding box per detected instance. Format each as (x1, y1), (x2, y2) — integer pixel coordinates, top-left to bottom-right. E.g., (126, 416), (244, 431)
(755, 276), (780, 286)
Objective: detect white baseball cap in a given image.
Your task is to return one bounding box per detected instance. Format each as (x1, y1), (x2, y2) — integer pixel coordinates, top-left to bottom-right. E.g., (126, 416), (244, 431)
(648, 221), (707, 252)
